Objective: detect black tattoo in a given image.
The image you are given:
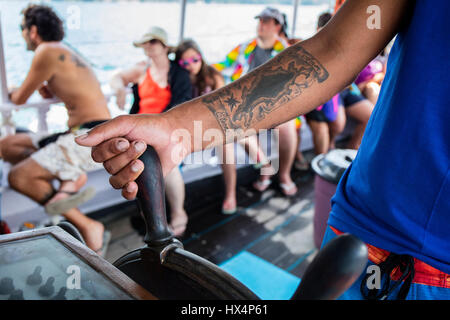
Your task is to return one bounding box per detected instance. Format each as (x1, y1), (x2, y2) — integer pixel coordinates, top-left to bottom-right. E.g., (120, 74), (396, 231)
(203, 45), (329, 132)
(224, 93), (239, 111)
(58, 54), (65, 61)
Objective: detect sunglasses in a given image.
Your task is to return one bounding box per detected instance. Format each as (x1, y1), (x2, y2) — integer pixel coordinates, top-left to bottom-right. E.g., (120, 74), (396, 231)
(178, 54), (202, 68)
(148, 39), (162, 45)
(259, 17), (275, 24)
(20, 24), (26, 31)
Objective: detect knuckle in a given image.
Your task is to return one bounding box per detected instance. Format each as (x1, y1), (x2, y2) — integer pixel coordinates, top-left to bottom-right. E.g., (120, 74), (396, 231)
(91, 148), (102, 162)
(103, 161), (115, 175)
(109, 175), (122, 190)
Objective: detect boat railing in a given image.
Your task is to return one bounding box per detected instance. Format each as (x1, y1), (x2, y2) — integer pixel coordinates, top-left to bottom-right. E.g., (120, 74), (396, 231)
(1, 97), (62, 135)
(0, 91), (120, 136)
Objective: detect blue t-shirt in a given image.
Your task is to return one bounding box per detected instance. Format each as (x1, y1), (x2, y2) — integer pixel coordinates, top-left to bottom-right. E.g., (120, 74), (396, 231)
(329, 0), (450, 273)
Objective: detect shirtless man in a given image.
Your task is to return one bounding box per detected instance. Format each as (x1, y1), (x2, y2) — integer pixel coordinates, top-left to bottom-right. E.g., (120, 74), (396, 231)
(2, 4), (111, 253)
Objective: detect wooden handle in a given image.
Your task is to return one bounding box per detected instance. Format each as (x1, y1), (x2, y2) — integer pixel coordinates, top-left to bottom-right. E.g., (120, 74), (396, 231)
(291, 233), (368, 300)
(136, 145), (173, 246)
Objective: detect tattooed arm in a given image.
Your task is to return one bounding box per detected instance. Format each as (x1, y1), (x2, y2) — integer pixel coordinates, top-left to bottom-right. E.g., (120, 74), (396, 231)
(77, 0), (411, 199)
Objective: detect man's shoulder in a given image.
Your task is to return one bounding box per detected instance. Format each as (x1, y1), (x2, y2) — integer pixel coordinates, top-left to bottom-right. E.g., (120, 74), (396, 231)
(34, 42), (67, 63)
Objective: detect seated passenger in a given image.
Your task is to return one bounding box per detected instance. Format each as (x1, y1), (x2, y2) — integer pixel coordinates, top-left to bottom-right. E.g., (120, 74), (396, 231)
(213, 7), (298, 197)
(305, 94), (344, 154)
(4, 4), (111, 254)
(175, 39), (274, 214)
(109, 26), (192, 236)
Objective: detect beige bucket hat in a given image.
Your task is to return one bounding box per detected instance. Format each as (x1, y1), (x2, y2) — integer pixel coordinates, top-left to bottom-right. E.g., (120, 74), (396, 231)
(133, 26), (169, 47)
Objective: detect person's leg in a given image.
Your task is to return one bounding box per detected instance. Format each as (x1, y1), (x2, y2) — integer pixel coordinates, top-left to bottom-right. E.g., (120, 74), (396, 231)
(62, 208), (105, 252)
(220, 143), (237, 214)
(360, 81), (381, 105)
(328, 106), (346, 150)
(25, 132), (98, 214)
(165, 166), (188, 236)
(275, 120), (298, 195)
(0, 136), (3, 159)
(241, 135), (274, 192)
(7, 158), (105, 251)
(295, 125), (309, 171)
(8, 157), (56, 204)
(0, 133), (37, 164)
(307, 119), (330, 155)
(239, 135), (270, 167)
(345, 99), (374, 149)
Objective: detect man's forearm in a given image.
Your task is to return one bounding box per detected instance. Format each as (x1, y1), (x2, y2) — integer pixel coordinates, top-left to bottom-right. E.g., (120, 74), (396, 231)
(9, 88), (28, 105)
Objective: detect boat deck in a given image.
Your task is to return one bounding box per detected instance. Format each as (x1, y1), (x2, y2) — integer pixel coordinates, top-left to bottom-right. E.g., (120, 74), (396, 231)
(98, 151), (320, 298)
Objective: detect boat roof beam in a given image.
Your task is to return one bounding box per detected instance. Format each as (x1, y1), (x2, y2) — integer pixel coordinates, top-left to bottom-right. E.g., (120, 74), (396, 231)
(291, 0), (300, 39)
(0, 12), (9, 104)
(179, 0), (187, 43)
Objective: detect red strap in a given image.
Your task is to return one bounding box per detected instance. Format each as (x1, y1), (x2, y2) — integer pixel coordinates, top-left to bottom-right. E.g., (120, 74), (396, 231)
(329, 226), (450, 288)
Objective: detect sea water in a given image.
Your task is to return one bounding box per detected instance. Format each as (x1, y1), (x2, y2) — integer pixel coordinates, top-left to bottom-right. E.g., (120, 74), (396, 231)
(0, 0), (329, 132)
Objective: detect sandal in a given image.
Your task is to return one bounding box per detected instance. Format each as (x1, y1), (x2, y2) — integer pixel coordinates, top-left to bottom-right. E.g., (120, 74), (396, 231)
(45, 187), (96, 216)
(253, 160), (270, 170)
(222, 207), (237, 215)
(253, 178), (272, 192)
(221, 198), (237, 215)
(279, 182), (298, 197)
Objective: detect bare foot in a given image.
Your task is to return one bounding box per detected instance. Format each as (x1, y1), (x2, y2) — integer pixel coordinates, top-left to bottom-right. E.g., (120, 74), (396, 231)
(79, 220), (105, 252)
(169, 210), (188, 237)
